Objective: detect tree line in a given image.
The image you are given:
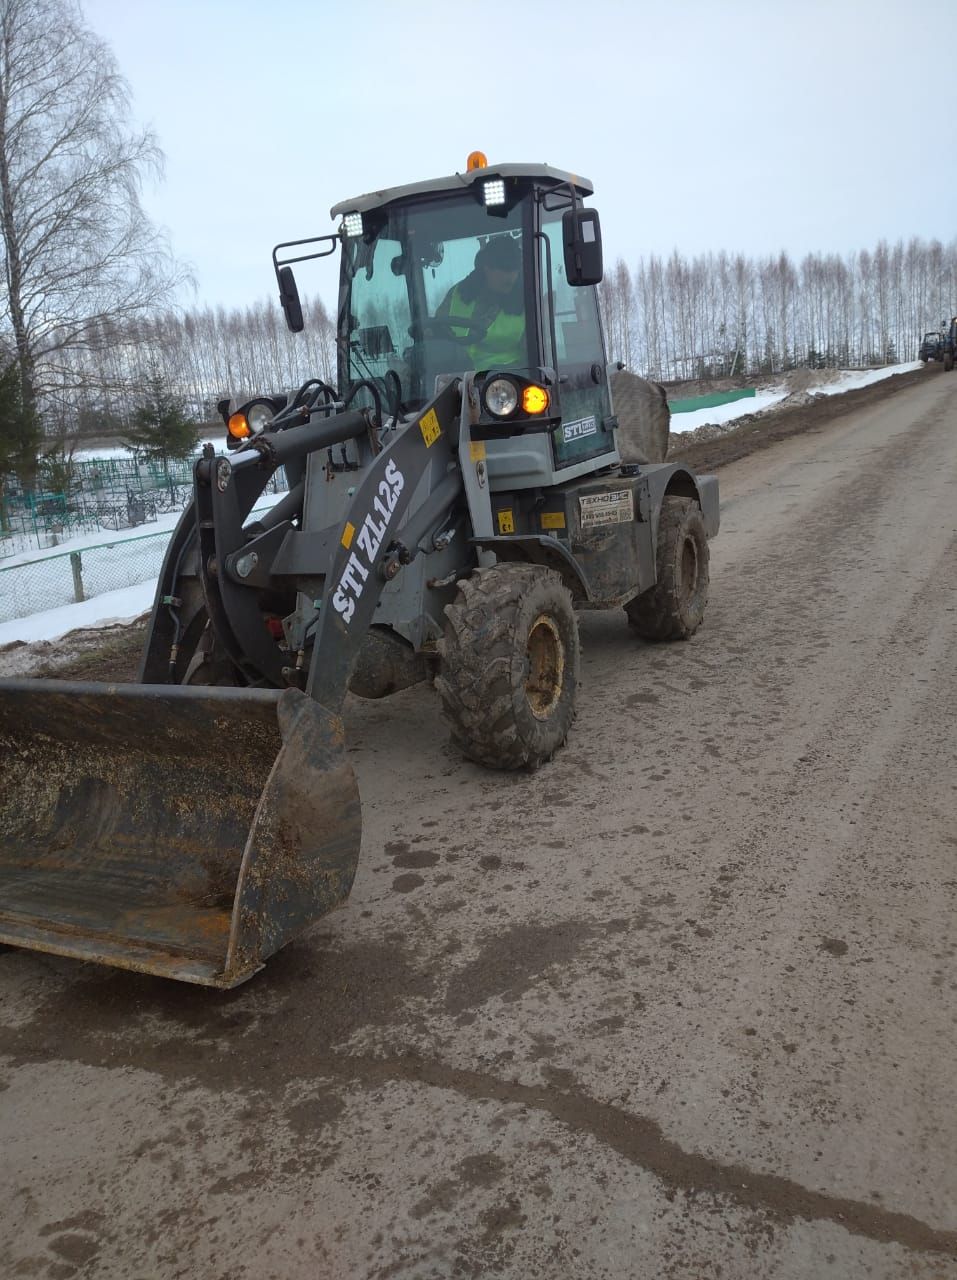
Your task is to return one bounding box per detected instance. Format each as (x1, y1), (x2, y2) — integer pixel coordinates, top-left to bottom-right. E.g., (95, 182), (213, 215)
(69, 232), (957, 437)
(55, 300), (337, 440)
(2, 0), (956, 489)
(598, 240), (957, 380)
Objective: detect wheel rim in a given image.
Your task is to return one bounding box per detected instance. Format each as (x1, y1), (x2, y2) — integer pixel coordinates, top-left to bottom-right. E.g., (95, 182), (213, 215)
(525, 614), (565, 720)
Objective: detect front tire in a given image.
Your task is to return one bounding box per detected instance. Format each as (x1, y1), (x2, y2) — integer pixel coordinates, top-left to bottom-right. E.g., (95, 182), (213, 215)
(436, 564), (579, 770)
(626, 496), (709, 641)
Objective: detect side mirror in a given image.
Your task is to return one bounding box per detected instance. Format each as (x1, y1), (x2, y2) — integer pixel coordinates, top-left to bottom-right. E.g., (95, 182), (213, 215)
(278, 265), (304, 333)
(562, 207), (603, 286)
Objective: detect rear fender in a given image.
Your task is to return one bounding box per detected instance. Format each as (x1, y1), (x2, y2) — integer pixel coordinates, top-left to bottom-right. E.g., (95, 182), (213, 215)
(640, 463), (720, 540)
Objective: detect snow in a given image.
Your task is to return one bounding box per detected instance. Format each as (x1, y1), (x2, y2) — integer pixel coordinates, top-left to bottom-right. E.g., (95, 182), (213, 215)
(0, 362), (922, 647)
(670, 387), (789, 433)
(0, 581), (157, 647)
(1, 508), (194, 569)
(669, 360), (921, 435)
(69, 432), (222, 463)
(811, 361), (922, 395)
(0, 491), (284, 642)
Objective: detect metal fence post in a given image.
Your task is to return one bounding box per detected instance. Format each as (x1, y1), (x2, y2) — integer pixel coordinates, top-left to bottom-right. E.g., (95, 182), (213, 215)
(70, 551), (85, 602)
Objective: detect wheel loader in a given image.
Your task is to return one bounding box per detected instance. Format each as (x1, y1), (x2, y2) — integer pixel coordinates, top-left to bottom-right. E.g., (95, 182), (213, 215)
(0, 154), (719, 988)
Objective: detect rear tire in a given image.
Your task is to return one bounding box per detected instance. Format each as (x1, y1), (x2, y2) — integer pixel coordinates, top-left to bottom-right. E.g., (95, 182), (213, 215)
(626, 496), (709, 641)
(944, 351), (954, 372)
(436, 564), (579, 770)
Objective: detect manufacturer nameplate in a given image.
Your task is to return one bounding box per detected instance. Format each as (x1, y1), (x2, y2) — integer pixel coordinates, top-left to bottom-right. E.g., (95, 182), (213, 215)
(562, 416), (598, 443)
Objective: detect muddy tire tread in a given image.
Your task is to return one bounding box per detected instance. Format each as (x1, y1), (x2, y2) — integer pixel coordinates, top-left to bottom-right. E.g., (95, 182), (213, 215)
(436, 564), (578, 770)
(626, 496), (709, 642)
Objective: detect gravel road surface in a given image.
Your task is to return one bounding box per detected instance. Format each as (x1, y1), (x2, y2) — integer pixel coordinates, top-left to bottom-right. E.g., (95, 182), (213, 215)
(1, 369), (955, 1279)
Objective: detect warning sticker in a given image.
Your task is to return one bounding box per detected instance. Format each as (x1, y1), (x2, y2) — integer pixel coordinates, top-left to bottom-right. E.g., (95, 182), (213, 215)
(419, 409), (441, 447)
(579, 490), (634, 528)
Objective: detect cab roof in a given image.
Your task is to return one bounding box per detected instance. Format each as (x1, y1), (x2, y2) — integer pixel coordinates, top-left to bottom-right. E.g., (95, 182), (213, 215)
(330, 163), (593, 219)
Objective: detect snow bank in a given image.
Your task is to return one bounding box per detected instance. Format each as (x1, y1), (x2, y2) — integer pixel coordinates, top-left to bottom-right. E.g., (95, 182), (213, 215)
(669, 360), (921, 436)
(0, 581), (156, 648)
(670, 387), (789, 434)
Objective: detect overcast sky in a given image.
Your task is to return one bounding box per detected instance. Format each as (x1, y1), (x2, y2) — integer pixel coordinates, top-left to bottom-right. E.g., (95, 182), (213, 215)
(84, 0), (956, 314)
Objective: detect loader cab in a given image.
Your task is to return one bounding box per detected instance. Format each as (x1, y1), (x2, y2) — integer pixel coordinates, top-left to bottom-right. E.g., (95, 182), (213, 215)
(919, 331), (943, 361)
(327, 162), (617, 486)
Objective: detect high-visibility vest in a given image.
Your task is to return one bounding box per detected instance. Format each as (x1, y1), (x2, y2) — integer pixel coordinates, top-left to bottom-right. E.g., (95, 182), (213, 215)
(446, 285), (526, 368)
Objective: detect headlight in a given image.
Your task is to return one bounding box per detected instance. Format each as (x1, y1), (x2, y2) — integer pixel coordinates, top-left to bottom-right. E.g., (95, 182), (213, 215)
(246, 402), (274, 432)
(484, 376), (519, 417)
(227, 396), (282, 441)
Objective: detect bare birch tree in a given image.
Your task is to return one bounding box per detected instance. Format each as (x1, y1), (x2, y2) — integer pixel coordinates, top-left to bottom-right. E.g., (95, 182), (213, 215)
(0, 0), (187, 479)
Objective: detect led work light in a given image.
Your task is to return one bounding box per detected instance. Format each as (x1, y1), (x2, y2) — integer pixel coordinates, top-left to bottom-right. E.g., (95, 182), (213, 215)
(482, 179), (506, 207)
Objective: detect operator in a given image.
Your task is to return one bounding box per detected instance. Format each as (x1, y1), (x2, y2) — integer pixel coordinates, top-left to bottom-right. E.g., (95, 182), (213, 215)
(435, 235), (527, 368)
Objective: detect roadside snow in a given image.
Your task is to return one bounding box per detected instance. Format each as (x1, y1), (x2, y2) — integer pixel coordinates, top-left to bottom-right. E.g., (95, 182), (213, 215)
(0, 491), (284, 644)
(669, 360), (921, 435)
(70, 431), (222, 463)
(812, 361), (922, 395)
(0, 581), (155, 649)
(670, 387), (789, 434)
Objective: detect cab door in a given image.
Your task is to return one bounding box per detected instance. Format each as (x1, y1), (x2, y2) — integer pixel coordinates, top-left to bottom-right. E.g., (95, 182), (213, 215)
(540, 212), (615, 472)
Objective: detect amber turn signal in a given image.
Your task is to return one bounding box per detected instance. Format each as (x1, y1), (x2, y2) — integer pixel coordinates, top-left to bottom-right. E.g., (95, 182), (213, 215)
(521, 385), (549, 415)
(227, 412), (251, 439)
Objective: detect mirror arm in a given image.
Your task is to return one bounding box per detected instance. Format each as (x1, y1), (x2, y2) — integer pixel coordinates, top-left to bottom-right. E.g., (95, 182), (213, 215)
(272, 235), (340, 271)
(567, 179), (584, 278)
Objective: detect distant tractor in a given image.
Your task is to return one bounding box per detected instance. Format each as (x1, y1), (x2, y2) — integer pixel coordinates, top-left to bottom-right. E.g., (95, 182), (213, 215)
(918, 331), (943, 363)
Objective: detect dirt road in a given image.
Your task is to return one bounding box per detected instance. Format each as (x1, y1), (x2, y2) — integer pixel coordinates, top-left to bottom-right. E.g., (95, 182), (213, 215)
(2, 370), (956, 1279)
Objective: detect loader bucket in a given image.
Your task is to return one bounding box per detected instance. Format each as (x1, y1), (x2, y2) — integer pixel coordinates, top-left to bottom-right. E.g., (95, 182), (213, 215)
(0, 681), (361, 988)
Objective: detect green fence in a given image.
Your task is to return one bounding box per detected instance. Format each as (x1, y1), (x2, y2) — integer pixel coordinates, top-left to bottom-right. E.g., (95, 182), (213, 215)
(668, 388), (757, 414)
(1, 497), (283, 625)
(0, 529), (171, 624)
(1, 457), (288, 557)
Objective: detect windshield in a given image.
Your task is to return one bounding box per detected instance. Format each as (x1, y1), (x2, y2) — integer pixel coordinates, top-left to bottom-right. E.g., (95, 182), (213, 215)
(339, 192), (531, 411)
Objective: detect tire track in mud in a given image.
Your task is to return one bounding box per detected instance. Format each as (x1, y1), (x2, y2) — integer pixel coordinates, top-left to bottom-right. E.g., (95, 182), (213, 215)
(3, 890), (957, 1264)
(1, 993), (954, 1260)
(325, 1052), (957, 1260)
